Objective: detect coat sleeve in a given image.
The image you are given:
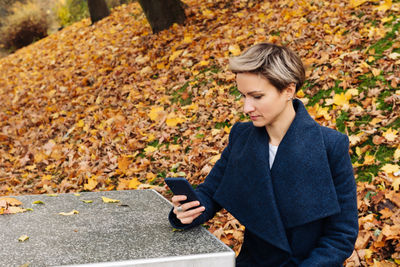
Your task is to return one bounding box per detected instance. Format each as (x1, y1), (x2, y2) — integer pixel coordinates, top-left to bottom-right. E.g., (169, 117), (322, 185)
(168, 123), (239, 229)
(298, 134), (359, 267)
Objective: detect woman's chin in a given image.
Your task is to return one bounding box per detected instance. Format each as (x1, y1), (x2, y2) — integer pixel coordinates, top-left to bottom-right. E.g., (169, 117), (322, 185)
(250, 120), (266, 127)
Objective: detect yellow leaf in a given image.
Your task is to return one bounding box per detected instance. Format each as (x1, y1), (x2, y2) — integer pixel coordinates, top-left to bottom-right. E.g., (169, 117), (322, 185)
(356, 147), (362, 156)
(77, 120), (85, 128)
(42, 175), (52, 181)
(117, 178), (130, 190)
(147, 134), (156, 142)
(347, 89), (359, 96)
(148, 106), (164, 121)
(296, 90), (305, 98)
(84, 176), (98, 191)
(181, 103), (199, 111)
(381, 164), (400, 174)
(140, 66), (152, 75)
(316, 105), (331, 120)
(202, 8), (214, 18)
(349, 0), (369, 8)
(224, 125), (231, 134)
(102, 196), (120, 203)
(198, 60), (209, 66)
(382, 128), (398, 141)
(34, 151), (48, 163)
(82, 200), (93, 203)
(349, 135), (361, 146)
(381, 16), (393, 23)
(169, 50), (183, 62)
(183, 35), (193, 44)
(364, 249), (373, 259)
(46, 194), (58, 197)
(18, 235), (29, 242)
(74, 193), (81, 196)
(32, 200), (44, 205)
(360, 61), (370, 69)
(370, 118), (382, 126)
(394, 147), (400, 160)
(157, 62), (165, 69)
(128, 178), (141, 189)
(118, 156), (132, 173)
(371, 68), (381, 76)
(333, 92), (351, 106)
(392, 178), (400, 191)
(229, 44), (241, 56)
(144, 146), (157, 154)
(59, 210), (79, 216)
(146, 173), (156, 182)
(169, 144), (180, 152)
(363, 155), (375, 165)
(375, 0), (391, 11)
(166, 113), (185, 127)
(210, 154), (221, 164)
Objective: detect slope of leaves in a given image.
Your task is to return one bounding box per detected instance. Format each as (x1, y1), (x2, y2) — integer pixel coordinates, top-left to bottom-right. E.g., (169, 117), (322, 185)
(0, 0), (399, 265)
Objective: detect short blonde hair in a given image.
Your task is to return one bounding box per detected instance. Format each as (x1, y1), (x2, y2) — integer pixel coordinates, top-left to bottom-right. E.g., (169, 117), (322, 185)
(229, 43), (305, 92)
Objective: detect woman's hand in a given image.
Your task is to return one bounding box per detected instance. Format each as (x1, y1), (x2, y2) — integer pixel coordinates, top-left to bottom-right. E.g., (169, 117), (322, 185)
(172, 195), (205, 224)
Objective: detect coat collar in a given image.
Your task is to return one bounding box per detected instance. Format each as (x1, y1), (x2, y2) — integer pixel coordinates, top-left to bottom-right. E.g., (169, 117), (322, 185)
(213, 98), (341, 254)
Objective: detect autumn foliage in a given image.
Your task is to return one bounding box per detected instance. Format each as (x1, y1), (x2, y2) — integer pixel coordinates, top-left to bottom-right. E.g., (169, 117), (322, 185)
(0, 0), (49, 49)
(0, 0), (400, 265)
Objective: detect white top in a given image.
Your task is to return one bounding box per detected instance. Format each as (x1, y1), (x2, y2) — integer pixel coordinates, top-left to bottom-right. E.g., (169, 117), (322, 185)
(269, 144), (279, 169)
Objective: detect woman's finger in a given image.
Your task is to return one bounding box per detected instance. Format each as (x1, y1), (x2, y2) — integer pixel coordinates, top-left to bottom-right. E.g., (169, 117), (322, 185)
(180, 212), (203, 224)
(174, 200), (201, 214)
(180, 200), (201, 211)
(176, 206), (205, 219)
(171, 195), (187, 206)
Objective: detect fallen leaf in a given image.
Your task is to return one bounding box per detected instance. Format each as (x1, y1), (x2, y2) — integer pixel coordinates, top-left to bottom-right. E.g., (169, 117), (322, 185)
(59, 210), (79, 216)
(382, 128), (398, 142)
(102, 197), (120, 203)
(381, 164), (400, 174)
(84, 176), (98, 191)
(18, 235), (29, 242)
(0, 197), (22, 206)
(7, 207), (27, 213)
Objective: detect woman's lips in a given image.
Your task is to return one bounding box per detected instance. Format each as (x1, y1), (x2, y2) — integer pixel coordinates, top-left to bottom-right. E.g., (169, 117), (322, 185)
(250, 115), (260, 120)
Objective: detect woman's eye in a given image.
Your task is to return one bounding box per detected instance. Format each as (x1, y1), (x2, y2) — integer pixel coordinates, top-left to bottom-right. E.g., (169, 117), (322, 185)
(253, 95), (263, 99)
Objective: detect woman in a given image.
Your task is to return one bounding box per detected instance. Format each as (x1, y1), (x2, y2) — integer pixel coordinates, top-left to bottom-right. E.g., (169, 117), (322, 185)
(168, 43), (358, 266)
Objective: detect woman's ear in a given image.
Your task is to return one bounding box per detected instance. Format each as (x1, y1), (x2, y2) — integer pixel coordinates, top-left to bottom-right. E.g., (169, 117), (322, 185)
(284, 83), (296, 99)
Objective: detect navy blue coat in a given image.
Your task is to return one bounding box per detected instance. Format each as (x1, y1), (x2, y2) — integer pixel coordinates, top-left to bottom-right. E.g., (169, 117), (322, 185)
(169, 98), (358, 266)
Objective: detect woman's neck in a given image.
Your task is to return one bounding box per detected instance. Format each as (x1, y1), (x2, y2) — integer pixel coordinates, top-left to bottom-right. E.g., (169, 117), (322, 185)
(266, 102), (296, 146)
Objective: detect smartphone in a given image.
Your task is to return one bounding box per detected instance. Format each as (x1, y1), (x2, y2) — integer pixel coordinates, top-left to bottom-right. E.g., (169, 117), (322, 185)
(164, 177), (200, 205)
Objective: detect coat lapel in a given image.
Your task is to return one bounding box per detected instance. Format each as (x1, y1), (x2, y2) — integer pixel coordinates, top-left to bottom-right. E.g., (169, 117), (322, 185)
(213, 123), (292, 254)
(269, 99), (341, 228)
(212, 99), (340, 254)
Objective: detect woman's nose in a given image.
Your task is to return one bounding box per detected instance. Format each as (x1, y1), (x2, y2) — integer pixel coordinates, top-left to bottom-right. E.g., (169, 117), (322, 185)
(243, 98), (255, 114)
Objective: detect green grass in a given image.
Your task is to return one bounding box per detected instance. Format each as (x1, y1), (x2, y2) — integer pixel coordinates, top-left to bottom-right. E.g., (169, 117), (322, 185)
(335, 111), (349, 133)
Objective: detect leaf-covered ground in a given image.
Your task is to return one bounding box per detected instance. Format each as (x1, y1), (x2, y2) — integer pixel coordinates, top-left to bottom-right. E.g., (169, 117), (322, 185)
(0, 0), (400, 265)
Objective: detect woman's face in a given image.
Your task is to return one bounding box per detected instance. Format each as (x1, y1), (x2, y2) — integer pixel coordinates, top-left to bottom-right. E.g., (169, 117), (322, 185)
(236, 72), (294, 128)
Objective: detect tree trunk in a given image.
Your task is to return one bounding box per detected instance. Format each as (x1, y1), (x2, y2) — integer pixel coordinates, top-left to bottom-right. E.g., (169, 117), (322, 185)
(87, 0), (110, 24)
(138, 0), (186, 33)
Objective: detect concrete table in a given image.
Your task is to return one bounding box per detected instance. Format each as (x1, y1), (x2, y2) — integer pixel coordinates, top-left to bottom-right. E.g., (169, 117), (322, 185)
(0, 190), (235, 267)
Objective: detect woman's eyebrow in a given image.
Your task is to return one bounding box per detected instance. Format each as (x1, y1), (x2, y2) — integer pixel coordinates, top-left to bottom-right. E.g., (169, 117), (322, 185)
(238, 90), (263, 95)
